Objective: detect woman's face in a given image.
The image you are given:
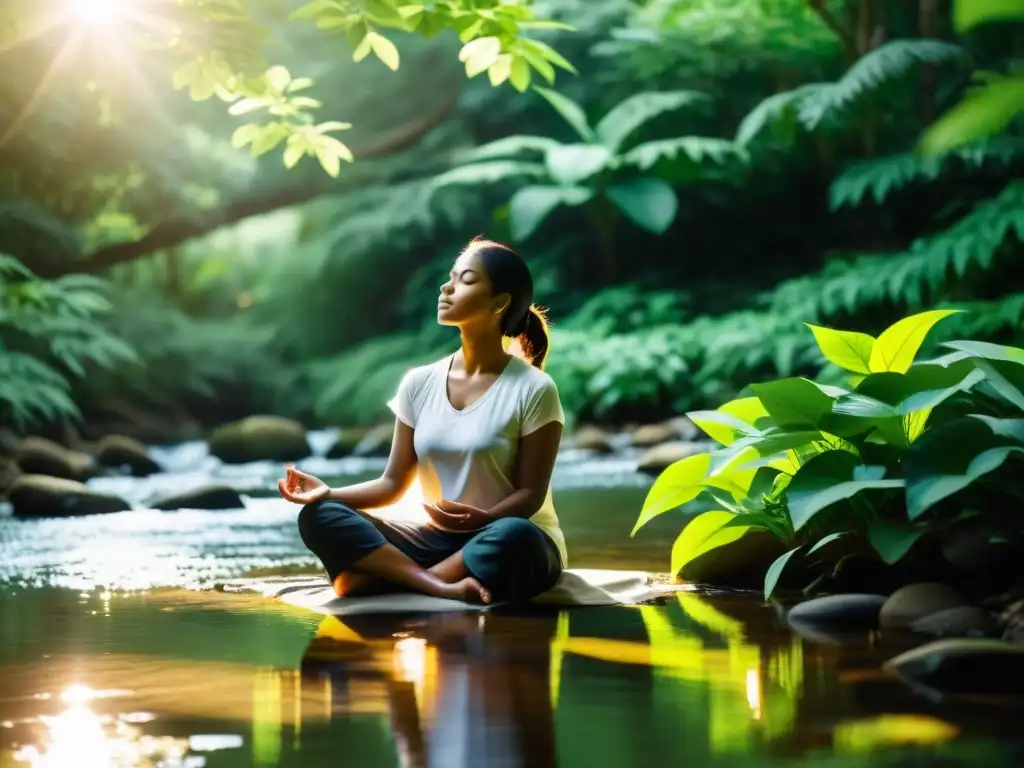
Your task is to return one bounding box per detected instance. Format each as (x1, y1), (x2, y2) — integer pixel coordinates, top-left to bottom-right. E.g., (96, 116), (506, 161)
(437, 248), (508, 328)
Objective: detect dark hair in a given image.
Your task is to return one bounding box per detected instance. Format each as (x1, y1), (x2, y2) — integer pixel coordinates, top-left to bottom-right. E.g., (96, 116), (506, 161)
(467, 238), (551, 369)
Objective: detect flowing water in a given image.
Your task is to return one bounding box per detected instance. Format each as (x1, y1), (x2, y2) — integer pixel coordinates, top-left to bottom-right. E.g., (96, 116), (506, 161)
(1, 431), (1022, 766)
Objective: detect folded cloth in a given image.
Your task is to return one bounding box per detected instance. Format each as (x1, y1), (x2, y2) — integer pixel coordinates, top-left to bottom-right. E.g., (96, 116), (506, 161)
(220, 569), (674, 617)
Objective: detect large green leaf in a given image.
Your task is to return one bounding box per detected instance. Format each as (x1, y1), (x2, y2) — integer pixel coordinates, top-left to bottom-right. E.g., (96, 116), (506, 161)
(868, 310), (962, 373)
(508, 185), (594, 241)
(605, 177), (678, 234)
(633, 453), (713, 535)
(750, 378), (838, 429)
(866, 521), (927, 564)
(534, 87), (595, 142)
(594, 91), (708, 152)
(905, 415), (1024, 519)
(920, 74), (1024, 155)
(671, 510), (752, 579)
(785, 450), (904, 531)
(805, 323), (875, 374)
(544, 144), (612, 185)
(945, 339), (1024, 411)
(468, 135), (563, 162)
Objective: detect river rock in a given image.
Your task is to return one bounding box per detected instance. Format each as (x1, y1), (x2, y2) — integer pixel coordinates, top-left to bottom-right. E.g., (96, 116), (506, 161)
(678, 530), (786, 589)
(14, 437), (99, 481)
(637, 441), (702, 475)
(571, 425), (615, 454)
(8, 475), (131, 518)
(151, 485), (244, 511)
(883, 638), (1024, 696)
(0, 428), (20, 457)
(630, 422), (679, 447)
(352, 424), (393, 458)
(0, 457), (21, 496)
(787, 594), (888, 629)
(1001, 600), (1024, 644)
(326, 428), (370, 459)
(95, 435), (162, 477)
(911, 606), (998, 638)
(880, 583), (969, 630)
(208, 416), (311, 464)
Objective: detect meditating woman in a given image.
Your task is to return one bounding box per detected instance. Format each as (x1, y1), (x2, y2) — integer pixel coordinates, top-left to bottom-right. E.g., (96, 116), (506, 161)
(278, 238), (566, 604)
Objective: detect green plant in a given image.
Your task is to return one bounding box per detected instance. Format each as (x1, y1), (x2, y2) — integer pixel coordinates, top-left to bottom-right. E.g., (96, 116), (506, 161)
(0, 254), (136, 426)
(632, 309), (1024, 599)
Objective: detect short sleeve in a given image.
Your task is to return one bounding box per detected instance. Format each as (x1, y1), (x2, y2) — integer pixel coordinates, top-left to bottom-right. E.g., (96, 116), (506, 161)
(521, 377), (565, 436)
(387, 368), (422, 428)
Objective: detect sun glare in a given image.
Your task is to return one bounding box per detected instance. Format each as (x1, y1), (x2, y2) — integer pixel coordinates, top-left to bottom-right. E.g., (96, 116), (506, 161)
(71, 0), (123, 27)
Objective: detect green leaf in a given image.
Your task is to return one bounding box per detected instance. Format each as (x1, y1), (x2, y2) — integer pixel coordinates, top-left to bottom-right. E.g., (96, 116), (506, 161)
(805, 323), (875, 374)
(866, 521), (926, 564)
(544, 144), (612, 185)
(720, 397), (771, 426)
(945, 339), (1024, 365)
(594, 91), (708, 152)
(974, 359), (1024, 411)
(750, 378), (837, 429)
(954, 0), (1024, 33)
(807, 532), (846, 555)
(688, 409), (759, 446)
(605, 178), (678, 234)
(633, 453), (713, 535)
(905, 416), (1024, 519)
(534, 87), (594, 142)
(368, 31), (400, 71)
(671, 511), (751, 579)
(764, 547), (800, 600)
(920, 75), (1024, 155)
(521, 39), (577, 74)
(869, 310), (962, 373)
(509, 56), (532, 92)
(460, 36), (502, 76)
(508, 185), (594, 241)
(231, 124), (262, 149)
(353, 33), (373, 62)
(786, 451), (904, 531)
(488, 55), (513, 86)
(283, 142), (306, 169)
(265, 65), (292, 93)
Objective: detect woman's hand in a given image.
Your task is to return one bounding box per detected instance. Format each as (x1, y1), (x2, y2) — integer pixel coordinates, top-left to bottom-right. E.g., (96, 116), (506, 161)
(278, 464), (329, 505)
(423, 500), (491, 532)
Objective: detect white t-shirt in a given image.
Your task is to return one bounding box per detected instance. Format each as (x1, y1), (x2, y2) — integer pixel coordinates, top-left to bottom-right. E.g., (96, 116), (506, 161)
(387, 353), (568, 567)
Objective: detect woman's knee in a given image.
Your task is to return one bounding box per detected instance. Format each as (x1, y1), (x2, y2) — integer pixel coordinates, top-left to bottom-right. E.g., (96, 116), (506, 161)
(296, 500), (356, 542)
(483, 517), (544, 553)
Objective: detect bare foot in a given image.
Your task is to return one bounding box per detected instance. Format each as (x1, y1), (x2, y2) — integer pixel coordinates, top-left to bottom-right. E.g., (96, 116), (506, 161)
(440, 577), (491, 605)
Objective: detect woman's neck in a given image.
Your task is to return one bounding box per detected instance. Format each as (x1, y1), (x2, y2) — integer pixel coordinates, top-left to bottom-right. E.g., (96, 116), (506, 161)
(457, 325), (508, 374)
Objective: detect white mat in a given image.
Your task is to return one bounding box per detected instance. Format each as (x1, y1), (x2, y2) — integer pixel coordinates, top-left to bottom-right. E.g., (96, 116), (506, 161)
(224, 569), (672, 617)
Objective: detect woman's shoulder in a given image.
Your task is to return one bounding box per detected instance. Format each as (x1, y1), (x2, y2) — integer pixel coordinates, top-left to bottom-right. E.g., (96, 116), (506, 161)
(399, 355), (448, 390)
(507, 355), (559, 393)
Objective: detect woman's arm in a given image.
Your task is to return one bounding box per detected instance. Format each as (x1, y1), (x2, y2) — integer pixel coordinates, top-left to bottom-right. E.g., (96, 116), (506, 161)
(326, 419), (419, 510)
(484, 421), (562, 520)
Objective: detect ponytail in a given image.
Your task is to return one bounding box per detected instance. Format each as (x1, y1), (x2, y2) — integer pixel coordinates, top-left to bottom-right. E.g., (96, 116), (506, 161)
(518, 305), (551, 370)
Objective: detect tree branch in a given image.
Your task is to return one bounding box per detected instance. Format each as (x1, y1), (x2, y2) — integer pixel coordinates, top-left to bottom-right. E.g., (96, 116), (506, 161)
(34, 83), (463, 278)
(807, 0), (858, 61)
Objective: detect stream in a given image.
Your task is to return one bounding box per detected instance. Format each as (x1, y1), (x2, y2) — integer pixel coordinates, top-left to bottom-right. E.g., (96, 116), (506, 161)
(0, 430), (1021, 766)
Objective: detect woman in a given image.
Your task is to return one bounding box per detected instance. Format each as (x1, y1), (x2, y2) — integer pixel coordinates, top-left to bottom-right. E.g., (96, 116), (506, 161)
(278, 238), (566, 605)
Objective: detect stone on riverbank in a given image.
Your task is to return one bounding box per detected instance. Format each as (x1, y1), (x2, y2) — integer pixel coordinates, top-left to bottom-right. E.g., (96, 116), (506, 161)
(880, 582), (969, 630)
(151, 485), (245, 511)
(637, 441), (703, 475)
(570, 425), (615, 454)
(787, 594), (888, 629)
(883, 638), (1024, 697)
(1, 457), (21, 496)
(910, 606), (998, 638)
(0, 428), (20, 457)
(95, 435), (162, 477)
(678, 530), (786, 589)
(8, 475), (131, 518)
(325, 428), (370, 459)
(350, 424), (393, 458)
(14, 437), (100, 482)
(208, 416), (311, 464)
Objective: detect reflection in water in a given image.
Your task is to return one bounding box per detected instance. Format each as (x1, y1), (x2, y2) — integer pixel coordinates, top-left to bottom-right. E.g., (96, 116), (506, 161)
(3, 587), (1019, 767)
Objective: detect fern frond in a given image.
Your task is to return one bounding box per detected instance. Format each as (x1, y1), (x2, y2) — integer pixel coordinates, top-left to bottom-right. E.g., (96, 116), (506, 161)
(594, 90), (710, 151)
(735, 84), (827, 146)
(830, 136), (1024, 209)
(466, 135), (562, 162)
(622, 136), (746, 171)
(0, 349), (78, 426)
(799, 39), (969, 129)
(431, 161), (547, 189)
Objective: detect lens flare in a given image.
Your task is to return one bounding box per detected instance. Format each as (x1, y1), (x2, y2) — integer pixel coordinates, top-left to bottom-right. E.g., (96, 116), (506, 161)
(70, 0), (123, 27)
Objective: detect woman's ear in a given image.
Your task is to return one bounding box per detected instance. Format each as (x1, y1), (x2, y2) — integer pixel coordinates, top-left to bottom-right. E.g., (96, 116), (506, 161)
(492, 294), (511, 316)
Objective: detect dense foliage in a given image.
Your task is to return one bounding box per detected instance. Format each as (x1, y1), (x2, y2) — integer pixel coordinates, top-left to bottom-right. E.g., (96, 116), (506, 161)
(1, 0), (1021, 440)
(633, 310), (1024, 596)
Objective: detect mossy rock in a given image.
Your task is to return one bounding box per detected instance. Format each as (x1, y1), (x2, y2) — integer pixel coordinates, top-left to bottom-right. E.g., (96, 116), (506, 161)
(0, 428), (21, 457)
(1, 457), (21, 497)
(884, 639), (1024, 696)
(95, 435), (162, 477)
(9, 475), (131, 518)
(630, 422), (679, 448)
(352, 424), (393, 458)
(880, 582), (969, 630)
(14, 437), (99, 481)
(207, 416), (311, 464)
(637, 441), (702, 475)
(571, 425), (615, 454)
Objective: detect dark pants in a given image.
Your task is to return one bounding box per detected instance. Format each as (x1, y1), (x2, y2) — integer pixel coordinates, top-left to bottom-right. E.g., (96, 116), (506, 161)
(297, 500), (563, 603)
